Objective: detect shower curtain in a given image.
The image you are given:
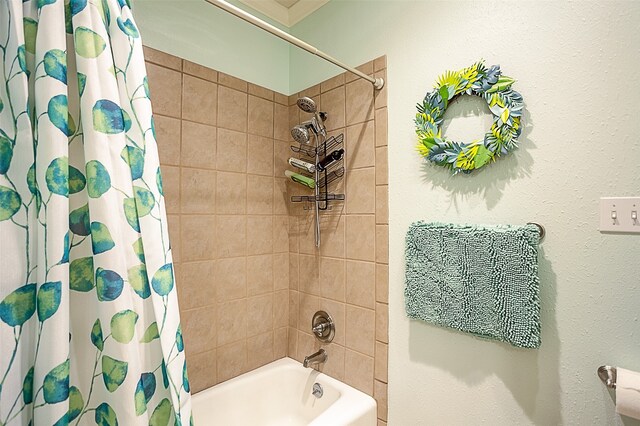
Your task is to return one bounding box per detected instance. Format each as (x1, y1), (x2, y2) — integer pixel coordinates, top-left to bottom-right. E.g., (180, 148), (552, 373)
(0, 0), (191, 424)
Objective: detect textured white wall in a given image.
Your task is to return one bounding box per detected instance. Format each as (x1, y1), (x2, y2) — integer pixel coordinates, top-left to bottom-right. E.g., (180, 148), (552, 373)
(290, 1), (640, 424)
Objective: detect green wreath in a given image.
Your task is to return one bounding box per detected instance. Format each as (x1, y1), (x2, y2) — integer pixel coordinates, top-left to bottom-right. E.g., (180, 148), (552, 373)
(415, 60), (524, 174)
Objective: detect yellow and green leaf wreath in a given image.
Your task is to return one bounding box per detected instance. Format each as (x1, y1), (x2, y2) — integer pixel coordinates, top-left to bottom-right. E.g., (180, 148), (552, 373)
(415, 60), (524, 174)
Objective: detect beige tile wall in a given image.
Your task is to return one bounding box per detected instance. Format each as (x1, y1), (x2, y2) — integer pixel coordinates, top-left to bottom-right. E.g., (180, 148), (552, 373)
(145, 46), (291, 394)
(144, 46), (389, 423)
(287, 56), (389, 424)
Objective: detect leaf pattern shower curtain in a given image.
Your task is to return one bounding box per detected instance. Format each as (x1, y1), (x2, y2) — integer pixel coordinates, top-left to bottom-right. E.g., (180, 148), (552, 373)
(0, 0), (191, 424)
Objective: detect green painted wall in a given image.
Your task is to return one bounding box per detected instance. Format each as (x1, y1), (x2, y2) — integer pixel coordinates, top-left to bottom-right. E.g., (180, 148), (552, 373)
(131, 0), (291, 94)
(290, 1), (640, 424)
(288, 0), (387, 93)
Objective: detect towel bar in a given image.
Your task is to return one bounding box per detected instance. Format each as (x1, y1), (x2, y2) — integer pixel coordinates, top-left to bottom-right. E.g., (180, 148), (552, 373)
(527, 222), (545, 241)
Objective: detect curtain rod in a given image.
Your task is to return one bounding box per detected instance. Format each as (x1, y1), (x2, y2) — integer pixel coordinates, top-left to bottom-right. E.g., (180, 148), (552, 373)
(204, 0), (385, 90)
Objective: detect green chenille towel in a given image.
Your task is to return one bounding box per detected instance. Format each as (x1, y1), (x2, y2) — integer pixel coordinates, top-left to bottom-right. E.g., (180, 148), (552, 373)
(404, 222), (541, 349)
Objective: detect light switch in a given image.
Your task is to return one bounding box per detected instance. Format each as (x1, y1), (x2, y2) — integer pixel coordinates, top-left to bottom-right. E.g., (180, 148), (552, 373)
(599, 197), (640, 233)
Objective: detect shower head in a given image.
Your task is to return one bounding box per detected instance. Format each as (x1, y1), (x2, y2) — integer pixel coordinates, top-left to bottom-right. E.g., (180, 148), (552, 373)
(291, 124), (311, 144)
(297, 97), (317, 113)
(295, 97), (327, 139)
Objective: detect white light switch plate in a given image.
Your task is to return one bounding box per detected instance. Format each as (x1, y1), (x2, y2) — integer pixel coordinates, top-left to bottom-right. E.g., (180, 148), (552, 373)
(599, 197), (640, 233)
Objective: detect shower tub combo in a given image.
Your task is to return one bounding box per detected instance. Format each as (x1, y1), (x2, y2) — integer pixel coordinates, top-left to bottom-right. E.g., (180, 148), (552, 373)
(191, 357), (377, 425)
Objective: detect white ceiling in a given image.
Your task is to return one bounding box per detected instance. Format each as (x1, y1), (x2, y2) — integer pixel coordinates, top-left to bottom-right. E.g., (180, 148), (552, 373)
(237, 0), (330, 27)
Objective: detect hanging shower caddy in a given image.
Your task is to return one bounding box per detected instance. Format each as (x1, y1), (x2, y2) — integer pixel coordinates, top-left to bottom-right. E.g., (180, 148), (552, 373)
(289, 97), (345, 247)
(290, 133), (345, 208)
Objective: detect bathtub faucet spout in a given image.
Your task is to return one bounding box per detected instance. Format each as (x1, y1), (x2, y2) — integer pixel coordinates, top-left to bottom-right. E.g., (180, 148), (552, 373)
(303, 349), (328, 368)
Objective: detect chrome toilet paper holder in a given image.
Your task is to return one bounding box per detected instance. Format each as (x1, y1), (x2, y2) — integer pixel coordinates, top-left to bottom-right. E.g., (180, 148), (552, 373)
(598, 365), (617, 389)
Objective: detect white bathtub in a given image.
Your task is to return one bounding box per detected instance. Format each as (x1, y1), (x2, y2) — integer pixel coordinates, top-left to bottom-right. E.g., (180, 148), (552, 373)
(192, 357), (377, 425)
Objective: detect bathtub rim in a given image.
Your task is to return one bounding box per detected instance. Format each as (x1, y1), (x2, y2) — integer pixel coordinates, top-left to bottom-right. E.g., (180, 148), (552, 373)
(191, 356), (377, 425)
